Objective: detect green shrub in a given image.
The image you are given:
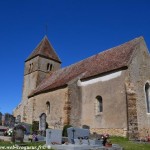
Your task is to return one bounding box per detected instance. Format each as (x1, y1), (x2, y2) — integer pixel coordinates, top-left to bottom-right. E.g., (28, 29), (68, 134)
(32, 121), (39, 133)
(31, 121), (48, 133)
(62, 124), (72, 137)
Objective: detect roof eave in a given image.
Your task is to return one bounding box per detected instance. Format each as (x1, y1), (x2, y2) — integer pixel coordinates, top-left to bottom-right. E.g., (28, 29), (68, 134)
(25, 54), (62, 63)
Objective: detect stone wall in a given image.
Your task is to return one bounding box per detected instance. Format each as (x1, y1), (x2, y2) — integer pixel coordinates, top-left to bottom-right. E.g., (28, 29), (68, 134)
(78, 69), (128, 136)
(14, 54), (61, 124)
(126, 39), (150, 139)
(68, 82), (82, 127)
(14, 87), (68, 127)
(27, 87), (68, 128)
(91, 128), (127, 137)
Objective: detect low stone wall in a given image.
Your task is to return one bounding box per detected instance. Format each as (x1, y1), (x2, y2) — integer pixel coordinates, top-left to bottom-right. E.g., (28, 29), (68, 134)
(90, 128), (127, 137)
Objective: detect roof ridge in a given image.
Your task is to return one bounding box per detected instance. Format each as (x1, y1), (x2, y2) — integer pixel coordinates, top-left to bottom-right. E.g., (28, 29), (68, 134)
(60, 36), (143, 70)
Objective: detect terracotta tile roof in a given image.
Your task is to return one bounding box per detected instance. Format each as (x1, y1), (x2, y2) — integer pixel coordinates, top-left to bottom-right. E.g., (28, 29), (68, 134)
(29, 36), (143, 97)
(25, 36), (61, 63)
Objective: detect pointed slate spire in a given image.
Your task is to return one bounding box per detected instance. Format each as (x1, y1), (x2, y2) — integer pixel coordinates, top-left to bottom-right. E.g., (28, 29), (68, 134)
(25, 36), (61, 63)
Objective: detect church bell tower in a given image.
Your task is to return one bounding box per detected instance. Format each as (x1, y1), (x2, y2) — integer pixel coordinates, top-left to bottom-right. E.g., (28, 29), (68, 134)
(22, 36), (61, 103)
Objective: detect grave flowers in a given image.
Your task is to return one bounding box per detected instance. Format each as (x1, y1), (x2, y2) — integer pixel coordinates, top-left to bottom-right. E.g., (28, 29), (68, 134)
(101, 134), (112, 147)
(7, 128), (14, 136)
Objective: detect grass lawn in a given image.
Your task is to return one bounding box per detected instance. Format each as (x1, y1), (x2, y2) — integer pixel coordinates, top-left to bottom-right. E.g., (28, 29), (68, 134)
(0, 137), (150, 150)
(0, 141), (54, 150)
(110, 136), (150, 150)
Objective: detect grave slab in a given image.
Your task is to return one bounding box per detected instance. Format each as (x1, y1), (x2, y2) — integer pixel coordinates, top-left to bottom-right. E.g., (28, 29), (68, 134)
(67, 127), (90, 143)
(46, 129), (62, 146)
(50, 144), (123, 150)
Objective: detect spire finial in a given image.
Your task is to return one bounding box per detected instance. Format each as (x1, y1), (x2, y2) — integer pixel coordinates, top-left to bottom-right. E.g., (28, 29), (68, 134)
(45, 24), (48, 35)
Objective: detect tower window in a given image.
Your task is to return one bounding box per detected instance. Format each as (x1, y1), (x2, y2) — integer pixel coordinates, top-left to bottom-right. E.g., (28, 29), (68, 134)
(50, 64), (53, 71)
(145, 83), (150, 113)
(29, 64), (31, 72)
(47, 63), (53, 71)
(96, 96), (103, 113)
(29, 63), (33, 72)
(47, 63), (50, 71)
(31, 63), (33, 71)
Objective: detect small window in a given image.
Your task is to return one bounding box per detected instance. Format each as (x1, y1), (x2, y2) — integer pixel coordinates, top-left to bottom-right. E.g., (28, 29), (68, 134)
(96, 96), (103, 113)
(47, 63), (53, 71)
(145, 83), (150, 113)
(46, 101), (50, 114)
(50, 64), (53, 71)
(29, 64), (31, 72)
(29, 63), (33, 72)
(31, 63), (33, 71)
(47, 63), (50, 71)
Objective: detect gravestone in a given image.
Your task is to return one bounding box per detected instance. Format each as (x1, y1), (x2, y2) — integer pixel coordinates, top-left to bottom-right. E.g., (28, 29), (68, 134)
(12, 124), (26, 143)
(20, 123), (31, 134)
(16, 115), (21, 124)
(39, 113), (46, 136)
(0, 112), (2, 125)
(82, 125), (90, 129)
(3, 113), (15, 127)
(46, 129), (62, 146)
(67, 127), (90, 143)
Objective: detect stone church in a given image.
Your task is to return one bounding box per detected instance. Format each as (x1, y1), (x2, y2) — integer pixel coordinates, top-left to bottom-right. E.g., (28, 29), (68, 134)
(13, 36), (150, 138)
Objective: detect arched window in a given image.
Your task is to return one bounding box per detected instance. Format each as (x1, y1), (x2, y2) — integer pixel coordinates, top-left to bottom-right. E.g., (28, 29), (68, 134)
(47, 63), (53, 71)
(96, 96), (103, 113)
(145, 83), (150, 113)
(46, 101), (50, 114)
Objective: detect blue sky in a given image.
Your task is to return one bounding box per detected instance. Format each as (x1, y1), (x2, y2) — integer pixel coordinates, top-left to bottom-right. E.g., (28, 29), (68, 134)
(0, 0), (150, 114)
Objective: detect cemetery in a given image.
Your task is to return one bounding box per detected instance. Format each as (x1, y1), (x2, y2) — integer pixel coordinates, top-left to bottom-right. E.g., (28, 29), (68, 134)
(0, 114), (150, 150)
(45, 127), (123, 150)
(0, 112), (123, 149)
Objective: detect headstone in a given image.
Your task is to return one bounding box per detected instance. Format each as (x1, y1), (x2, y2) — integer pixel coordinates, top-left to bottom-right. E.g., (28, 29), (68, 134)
(46, 129), (62, 146)
(12, 124), (26, 143)
(2, 115), (4, 126)
(16, 115), (21, 124)
(39, 113), (46, 130)
(0, 112), (2, 125)
(37, 135), (46, 141)
(20, 123), (31, 134)
(3, 113), (15, 127)
(67, 127), (90, 143)
(82, 125), (90, 129)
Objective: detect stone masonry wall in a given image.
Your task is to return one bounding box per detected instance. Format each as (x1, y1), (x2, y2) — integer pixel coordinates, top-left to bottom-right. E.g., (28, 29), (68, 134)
(91, 128), (127, 137)
(79, 69), (128, 137)
(68, 82), (82, 127)
(125, 39), (150, 139)
(28, 87), (68, 128)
